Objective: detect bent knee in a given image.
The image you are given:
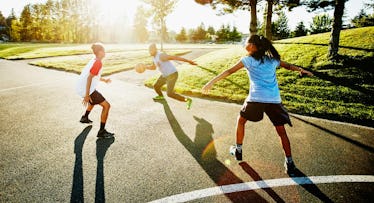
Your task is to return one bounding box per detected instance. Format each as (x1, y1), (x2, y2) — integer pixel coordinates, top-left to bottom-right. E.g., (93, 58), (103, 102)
(238, 116), (247, 125)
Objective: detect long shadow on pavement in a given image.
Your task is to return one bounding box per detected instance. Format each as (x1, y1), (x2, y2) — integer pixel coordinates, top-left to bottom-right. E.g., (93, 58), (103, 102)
(71, 125), (92, 203)
(158, 100), (268, 202)
(290, 168), (333, 203)
(291, 115), (374, 153)
(239, 162), (285, 203)
(95, 137), (115, 203)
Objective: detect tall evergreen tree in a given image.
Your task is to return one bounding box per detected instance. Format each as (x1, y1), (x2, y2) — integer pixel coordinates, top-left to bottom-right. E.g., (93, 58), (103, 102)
(292, 21), (307, 37)
(310, 13), (332, 34)
(175, 27), (188, 42)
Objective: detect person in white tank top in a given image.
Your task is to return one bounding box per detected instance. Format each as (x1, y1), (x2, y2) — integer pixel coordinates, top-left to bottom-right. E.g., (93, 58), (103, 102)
(145, 43), (197, 110)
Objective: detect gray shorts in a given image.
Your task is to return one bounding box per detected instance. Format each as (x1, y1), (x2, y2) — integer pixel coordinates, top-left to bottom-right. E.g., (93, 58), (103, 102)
(240, 102), (292, 126)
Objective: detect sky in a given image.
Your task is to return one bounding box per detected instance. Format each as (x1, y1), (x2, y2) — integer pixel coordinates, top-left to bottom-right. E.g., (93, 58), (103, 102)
(0, 0), (371, 33)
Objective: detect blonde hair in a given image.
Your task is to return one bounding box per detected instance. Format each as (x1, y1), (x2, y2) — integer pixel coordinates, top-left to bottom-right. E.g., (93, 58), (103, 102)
(91, 42), (105, 55)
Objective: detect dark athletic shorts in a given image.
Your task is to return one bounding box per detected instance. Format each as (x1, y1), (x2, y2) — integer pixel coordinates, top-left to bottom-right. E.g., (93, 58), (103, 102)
(89, 90), (106, 105)
(240, 102), (292, 126)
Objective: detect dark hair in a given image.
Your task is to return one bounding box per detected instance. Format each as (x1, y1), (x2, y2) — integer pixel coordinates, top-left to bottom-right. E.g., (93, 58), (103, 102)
(247, 35), (280, 62)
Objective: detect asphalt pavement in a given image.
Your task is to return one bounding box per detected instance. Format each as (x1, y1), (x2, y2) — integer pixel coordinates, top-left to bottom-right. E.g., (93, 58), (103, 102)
(0, 58), (373, 202)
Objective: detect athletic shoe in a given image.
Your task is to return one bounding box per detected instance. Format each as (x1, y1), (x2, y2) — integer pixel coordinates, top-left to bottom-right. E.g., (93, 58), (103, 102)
(97, 129), (114, 139)
(153, 95), (165, 101)
(284, 161), (297, 176)
(230, 145), (242, 161)
(80, 116), (92, 124)
(186, 98), (192, 110)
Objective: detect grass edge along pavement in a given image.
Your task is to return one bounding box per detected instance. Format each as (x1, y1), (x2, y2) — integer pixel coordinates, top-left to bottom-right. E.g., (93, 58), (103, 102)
(145, 27), (374, 127)
(29, 50), (191, 76)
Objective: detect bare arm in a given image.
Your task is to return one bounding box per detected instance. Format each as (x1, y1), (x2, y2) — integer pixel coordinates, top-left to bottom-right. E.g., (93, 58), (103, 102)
(202, 60), (244, 94)
(160, 53), (197, 65)
(146, 64), (157, 70)
(83, 74), (94, 106)
(280, 61), (313, 76)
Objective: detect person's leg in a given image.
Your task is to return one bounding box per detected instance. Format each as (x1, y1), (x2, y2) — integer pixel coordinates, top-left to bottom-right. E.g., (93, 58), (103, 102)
(275, 125), (292, 157)
(98, 100), (110, 130)
(80, 104), (94, 123)
(166, 72), (186, 102)
(236, 115), (247, 145)
(153, 75), (167, 97)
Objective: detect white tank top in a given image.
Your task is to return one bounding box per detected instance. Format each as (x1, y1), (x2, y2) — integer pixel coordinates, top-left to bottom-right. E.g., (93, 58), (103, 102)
(153, 52), (177, 77)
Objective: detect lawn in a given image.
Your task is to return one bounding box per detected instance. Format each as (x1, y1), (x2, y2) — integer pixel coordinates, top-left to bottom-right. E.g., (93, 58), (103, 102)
(144, 27), (374, 126)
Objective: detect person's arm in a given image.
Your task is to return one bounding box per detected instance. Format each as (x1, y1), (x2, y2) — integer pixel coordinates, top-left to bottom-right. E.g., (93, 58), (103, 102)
(202, 60), (244, 94)
(100, 77), (111, 83)
(83, 74), (94, 106)
(146, 64), (157, 70)
(160, 53), (197, 65)
(280, 61), (313, 76)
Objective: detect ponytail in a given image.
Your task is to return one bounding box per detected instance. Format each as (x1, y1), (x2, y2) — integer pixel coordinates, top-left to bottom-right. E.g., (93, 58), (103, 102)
(247, 35), (280, 62)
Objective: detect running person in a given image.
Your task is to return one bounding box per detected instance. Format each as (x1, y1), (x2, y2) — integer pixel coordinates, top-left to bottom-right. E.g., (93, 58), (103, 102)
(76, 43), (114, 138)
(146, 43), (197, 110)
(202, 35), (313, 175)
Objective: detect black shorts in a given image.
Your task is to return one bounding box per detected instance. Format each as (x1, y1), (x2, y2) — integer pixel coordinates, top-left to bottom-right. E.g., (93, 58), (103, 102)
(89, 90), (106, 105)
(240, 102), (292, 126)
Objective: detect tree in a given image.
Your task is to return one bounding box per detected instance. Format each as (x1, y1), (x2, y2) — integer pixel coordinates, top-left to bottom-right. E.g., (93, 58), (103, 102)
(216, 24), (230, 42)
(6, 9), (17, 41)
(143, 0), (176, 50)
(20, 4), (33, 41)
(191, 23), (207, 42)
(305, 0), (348, 59)
(310, 13), (332, 34)
(194, 0), (260, 36)
(10, 19), (21, 42)
(351, 9), (374, 27)
(292, 21), (308, 37)
(272, 11), (290, 39)
(175, 27), (188, 42)
(0, 11), (7, 37)
(229, 26), (242, 42)
(133, 6), (149, 43)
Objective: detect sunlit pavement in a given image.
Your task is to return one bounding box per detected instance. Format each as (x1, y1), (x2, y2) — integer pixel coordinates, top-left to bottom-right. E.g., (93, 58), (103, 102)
(0, 59), (373, 202)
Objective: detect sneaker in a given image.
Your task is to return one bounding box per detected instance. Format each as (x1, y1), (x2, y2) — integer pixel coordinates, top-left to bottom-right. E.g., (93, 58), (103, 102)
(153, 95), (165, 101)
(230, 145), (242, 161)
(80, 116), (92, 124)
(186, 98), (192, 110)
(97, 129), (114, 139)
(284, 161), (297, 176)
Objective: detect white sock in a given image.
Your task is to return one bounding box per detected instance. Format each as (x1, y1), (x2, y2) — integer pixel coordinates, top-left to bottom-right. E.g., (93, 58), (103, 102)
(285, 156), (293, 163)
(236, 144), (242, 152)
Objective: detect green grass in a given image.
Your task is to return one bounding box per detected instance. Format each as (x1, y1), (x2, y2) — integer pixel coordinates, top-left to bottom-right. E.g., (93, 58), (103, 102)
(145, 26), (374, 126)
(29, 49), (191, 76)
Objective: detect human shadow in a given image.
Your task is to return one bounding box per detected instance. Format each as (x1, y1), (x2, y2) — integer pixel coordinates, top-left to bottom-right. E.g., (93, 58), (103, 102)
(290, 168), (333, 203)
(95, 137), (115, 203)
(157, 100), (266, 202)
(291, 115), (374, 153)
(239, 162), (285, 203)
(71, 125), (92, 203)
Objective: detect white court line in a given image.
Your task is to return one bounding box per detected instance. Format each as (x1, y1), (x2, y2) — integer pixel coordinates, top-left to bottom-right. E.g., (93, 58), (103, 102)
(149, 175), (374, 203)
(0, 78), (71, 93)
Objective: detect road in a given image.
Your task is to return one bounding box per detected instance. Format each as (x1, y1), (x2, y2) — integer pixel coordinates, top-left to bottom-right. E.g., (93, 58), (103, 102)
(0, 57), (373, 202)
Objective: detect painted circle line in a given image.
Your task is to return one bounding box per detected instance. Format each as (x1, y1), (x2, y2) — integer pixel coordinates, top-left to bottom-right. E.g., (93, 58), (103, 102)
(149, 175), (374, 203)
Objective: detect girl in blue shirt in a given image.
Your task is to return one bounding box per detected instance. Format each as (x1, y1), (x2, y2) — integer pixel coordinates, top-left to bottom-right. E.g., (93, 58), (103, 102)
(202, 35), (313, 175)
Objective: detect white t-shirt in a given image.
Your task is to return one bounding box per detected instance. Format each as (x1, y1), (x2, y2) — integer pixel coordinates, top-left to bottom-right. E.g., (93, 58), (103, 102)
(153, 52), (177, 77)
(76, 58), (103, 97)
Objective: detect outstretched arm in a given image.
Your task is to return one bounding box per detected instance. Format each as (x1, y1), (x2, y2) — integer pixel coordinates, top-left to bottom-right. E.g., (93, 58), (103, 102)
(202, 60), (244, 94)
(146, 64), (157, 70)
(280, 61), (313, 76)
(160, 53), (197, 65)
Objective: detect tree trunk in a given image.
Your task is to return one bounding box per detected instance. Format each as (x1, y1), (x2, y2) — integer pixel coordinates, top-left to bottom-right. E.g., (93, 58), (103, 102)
(328, 0), (345, 59)
(249, 0), (258, 36)
(160, 17), (164, 51)
(265, 0), (273, 40)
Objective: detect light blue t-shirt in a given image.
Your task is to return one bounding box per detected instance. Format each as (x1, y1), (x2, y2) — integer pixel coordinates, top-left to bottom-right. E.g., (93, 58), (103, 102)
(153, 52), (177, 77)
(241, 56), (281, 103)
